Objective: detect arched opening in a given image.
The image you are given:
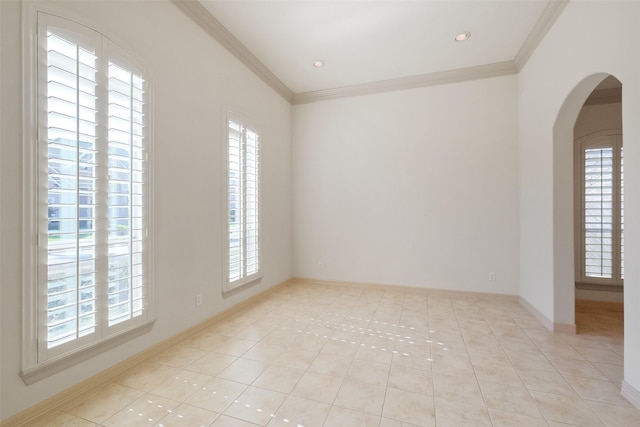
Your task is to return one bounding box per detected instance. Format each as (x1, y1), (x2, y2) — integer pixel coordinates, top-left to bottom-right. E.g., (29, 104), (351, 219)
(552, 71), (624, 346)
(573, 76), (624, 337)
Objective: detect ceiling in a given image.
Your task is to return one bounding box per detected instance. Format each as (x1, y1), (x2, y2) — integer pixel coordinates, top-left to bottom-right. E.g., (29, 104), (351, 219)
(175, 1), (566, 102)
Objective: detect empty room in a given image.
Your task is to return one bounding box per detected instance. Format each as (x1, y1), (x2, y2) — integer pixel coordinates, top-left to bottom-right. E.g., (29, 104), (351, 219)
(1, 0), (640, 426)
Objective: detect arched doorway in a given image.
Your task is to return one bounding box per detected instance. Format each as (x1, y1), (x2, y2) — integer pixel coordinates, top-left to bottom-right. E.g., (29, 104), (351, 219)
(573, 76), (624, 337)
(552, 71), (624, 350)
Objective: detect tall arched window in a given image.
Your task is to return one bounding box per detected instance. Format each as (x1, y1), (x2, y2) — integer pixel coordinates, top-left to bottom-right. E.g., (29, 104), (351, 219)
(23, 11), (153, 380)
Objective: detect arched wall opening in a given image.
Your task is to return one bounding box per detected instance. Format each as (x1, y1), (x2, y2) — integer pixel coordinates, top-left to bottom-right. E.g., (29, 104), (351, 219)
(552, 73), (615, 329)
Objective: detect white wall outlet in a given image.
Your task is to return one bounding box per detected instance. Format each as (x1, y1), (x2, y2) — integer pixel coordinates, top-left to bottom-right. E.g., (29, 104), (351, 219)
(318, 261), (324, 269)
(489, 272), (496, 281)
(196, 293), (202, 306)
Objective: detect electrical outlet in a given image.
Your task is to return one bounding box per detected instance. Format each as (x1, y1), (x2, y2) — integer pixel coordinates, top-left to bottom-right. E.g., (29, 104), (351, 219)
(489, 272), (496, 281)
(196, 294), (202, 306)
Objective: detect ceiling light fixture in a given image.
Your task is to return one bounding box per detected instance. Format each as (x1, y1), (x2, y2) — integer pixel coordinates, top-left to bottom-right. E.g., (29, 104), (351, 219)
(313, 60), (324, 68)
(454, 32), (471, 42)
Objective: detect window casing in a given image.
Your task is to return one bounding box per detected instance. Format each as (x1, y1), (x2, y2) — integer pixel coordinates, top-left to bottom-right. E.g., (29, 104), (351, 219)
(576, 132), (624, 286)
(23, 11), (153, 378)
(225, 114), (261, 292)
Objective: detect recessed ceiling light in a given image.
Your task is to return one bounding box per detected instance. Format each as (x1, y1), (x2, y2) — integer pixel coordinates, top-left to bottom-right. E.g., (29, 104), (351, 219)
(454, 32), (471, 42)
(313, 60), (324, 68)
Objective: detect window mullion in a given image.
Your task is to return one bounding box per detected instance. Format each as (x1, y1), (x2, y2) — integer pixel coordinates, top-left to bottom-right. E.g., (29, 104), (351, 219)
(94, 35), (109, 337)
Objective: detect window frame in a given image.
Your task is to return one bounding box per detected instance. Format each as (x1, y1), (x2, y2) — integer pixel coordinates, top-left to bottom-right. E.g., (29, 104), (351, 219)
(574, 129), (623, 287)
(21, 5), (155, 384)
(223, 111), (262, 294)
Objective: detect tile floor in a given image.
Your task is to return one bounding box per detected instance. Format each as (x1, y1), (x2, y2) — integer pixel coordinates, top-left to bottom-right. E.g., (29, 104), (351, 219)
(29, 282), (640, 426)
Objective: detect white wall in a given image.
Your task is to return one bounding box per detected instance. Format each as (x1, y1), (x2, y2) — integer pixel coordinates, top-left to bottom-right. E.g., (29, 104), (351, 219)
(518, 0), (640, 402)
(292, 76), (520, 295)
(0, 0), (292, 420)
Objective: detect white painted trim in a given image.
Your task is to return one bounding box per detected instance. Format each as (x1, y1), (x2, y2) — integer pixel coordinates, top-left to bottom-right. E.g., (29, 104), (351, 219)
(292, 61), (517, 105)
(514, 0), (570, 70)
(622, 380), (640, 409)
(519, 296), (554, 331)
(170, 0), (293, 103)
(519, 296), (577, 333)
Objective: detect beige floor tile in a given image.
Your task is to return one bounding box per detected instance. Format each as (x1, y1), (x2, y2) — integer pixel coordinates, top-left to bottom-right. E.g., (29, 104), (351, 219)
(518, 367), (579, 397)
(152, 346), (210, 369)
(223, 386), (287, 426)
(155, 403), (219, 427)
(115, 361), (180, 392)
(479, 381), (542, 418)
(432, 372), (484, 406)
(103, 393), (178, 426)
(506, 349), (557, 372)
(242, 343), (286, 364)
(391, 350), (431, 372)
(433, 397), (492, 427)
(260, 328), (300, 346)
(234, 324), (275, 341)
(291, 372), (343, 404)
(572, 345), (624, 366)
(379, 417), (422, 427)
(323, 405), (380, 427)
(354, 344), (395, 364)
(252, 364), (305, 394)
(66, 383), (144, 423)
(214, 338), (258, 357)
(218, 358), (269, 384)
(307, 354), (352, 378)
(184, 332), (230, 352)
(29, 411), (98, 426)
(288, 333), (328, 352)
(473, 364), (523, 387)
(586, 400), (640, 426)
(346, 359), (390, 387)
(187, 352), (237, 377)
(149, 370), (212, 401)
(266, 396), (330, 427)
(210, 415), (262, 426)
(321, 337), (360, 357)
(564, 375), (632, 406)
(550, 358), (608, 380)
(529, 390), (605, 426)
(273, 347), (318, 370)
(387, 364), (433, 395)
(487, 409), (549, 427)
(334, 378), (386, 415)
(185, 377), (247, 413)
(382, 387), (435, 427)
(593, 362), (624, 385)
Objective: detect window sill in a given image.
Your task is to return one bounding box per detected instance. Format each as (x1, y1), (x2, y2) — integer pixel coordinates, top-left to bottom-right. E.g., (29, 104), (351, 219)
(223, 275), (263, 298)
(20, 319), (155, 385)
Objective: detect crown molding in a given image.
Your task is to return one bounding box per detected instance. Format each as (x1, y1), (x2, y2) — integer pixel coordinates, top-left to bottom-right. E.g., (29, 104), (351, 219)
(514, 0), (570, 71)
(292, 61), (518, 105)
(170, 0), (294, 103)
(173, 1), (566, 106)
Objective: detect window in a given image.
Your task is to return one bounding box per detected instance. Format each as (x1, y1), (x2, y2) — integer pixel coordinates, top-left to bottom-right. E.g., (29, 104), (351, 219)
(577, 133), (624, 285)
(225, 114), (261, 291)
(23, 12), (152, 375)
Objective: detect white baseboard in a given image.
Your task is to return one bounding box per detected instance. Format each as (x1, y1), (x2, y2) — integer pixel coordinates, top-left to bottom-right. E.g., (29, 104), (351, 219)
(518, 296), (576, 334)
(622, 380), (640, 409)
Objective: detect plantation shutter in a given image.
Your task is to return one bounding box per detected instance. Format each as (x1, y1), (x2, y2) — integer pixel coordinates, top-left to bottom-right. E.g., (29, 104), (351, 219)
(580, 135), (623, 285)
(37, 14), (149, 360)
(227, 117), (261, 289)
